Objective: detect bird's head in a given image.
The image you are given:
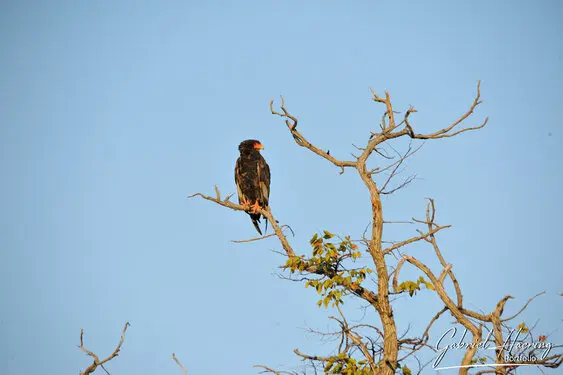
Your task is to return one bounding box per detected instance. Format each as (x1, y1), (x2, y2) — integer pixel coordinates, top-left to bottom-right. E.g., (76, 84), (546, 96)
(239, 139), (264, 153)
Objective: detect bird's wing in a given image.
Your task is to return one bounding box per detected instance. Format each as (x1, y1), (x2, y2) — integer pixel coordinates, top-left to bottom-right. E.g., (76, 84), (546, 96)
(257, 156), (270, 206)
(234, 157), (246, 204)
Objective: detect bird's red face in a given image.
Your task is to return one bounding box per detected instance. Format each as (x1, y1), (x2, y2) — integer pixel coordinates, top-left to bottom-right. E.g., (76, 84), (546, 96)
(253, 141), (264, 150)
(239, 139), (264, 153)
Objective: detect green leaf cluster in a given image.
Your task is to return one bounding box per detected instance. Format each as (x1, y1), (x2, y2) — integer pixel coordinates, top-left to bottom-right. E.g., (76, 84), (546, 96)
(323, 353), (372, 375)
(396, 276), (434, 297)
(283, 231), (372, 309)
(469, 356), (487, 365)
(517, 322), (529, 334)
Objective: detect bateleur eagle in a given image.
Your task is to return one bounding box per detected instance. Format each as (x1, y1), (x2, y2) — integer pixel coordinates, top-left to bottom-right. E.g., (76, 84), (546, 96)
(235, 139), (270, 235)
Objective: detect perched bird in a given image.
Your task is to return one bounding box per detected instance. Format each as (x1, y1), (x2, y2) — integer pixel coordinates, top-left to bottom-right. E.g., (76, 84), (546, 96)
(234, 139), (270, 235)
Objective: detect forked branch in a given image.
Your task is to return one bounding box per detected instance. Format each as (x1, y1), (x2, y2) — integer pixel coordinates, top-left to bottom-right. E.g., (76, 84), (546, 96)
(383, 223), (451, 255)
(270, 96), (357, 174)
(78, 322), (130, 375)
(369, 81), (488, 141)
(405, 80), (488, 139)
(188, 188), (295, 257)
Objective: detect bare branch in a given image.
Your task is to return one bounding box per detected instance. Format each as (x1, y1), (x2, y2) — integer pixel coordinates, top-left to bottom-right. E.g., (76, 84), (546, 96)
(270, 96), (357, 174)
(422, 307), (448, 342)
(347, 331), (378, 373)
(380, 174), (417, 195)
(438, 264), (452, 285)
(254, 365), (297, 375)
(501, 292), (546, 322)
(293, 348), (334, 362)
(373, 147), (394, 159)
(421, 199), (464, 307)
(383, 224), (450, 255)
(377, 142), (422, 195)
(402, 255), (482, 372)
(232, 233), (278, 243)
(368, 81), (487, 153)
(370, 89), (397, 131)
(488, 295), (514, 371)
(172, 353), (188, 375)
(79, 322), (130, 375)
(231, 225), (294, 243)
(401, 81), (488, 139)
(392, 258), (405, 292)
(188, 189), (296, 257)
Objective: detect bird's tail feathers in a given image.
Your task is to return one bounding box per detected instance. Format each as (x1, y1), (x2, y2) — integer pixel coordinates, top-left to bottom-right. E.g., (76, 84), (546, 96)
(252, 218), (263, 236)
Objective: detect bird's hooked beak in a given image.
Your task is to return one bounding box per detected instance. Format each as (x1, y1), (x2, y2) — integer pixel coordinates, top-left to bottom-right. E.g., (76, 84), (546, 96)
(254, 142), (264, 150)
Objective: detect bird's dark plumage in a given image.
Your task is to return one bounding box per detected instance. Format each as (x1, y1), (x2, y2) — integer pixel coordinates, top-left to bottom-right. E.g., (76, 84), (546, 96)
(235, 139), (270, 235)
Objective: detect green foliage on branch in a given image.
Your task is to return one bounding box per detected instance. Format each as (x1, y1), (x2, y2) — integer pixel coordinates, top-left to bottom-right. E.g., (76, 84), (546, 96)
(396, 276), (434, 296)
(324, 353), (372, 375)
(470, 356), (488, 365)
(284, 231), (373, 308)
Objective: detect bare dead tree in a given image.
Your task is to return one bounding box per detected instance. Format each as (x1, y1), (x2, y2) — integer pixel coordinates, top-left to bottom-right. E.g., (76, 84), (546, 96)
(185, 81), (561, 374)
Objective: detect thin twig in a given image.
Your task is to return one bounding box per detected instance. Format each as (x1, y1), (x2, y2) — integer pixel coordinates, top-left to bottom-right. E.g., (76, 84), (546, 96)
(172, 353), (189, 375)
(79, 323), (130, 375)
(270, 96), (357, 174)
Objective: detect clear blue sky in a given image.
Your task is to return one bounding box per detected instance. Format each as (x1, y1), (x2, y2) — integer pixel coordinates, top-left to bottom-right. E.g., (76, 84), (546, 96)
(1, 1), (561, 374)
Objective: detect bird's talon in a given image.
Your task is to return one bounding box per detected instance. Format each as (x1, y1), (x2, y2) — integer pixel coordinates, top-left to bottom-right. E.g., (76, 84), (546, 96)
(240, 199), (251, 210)
(250, 201), (261, 213)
